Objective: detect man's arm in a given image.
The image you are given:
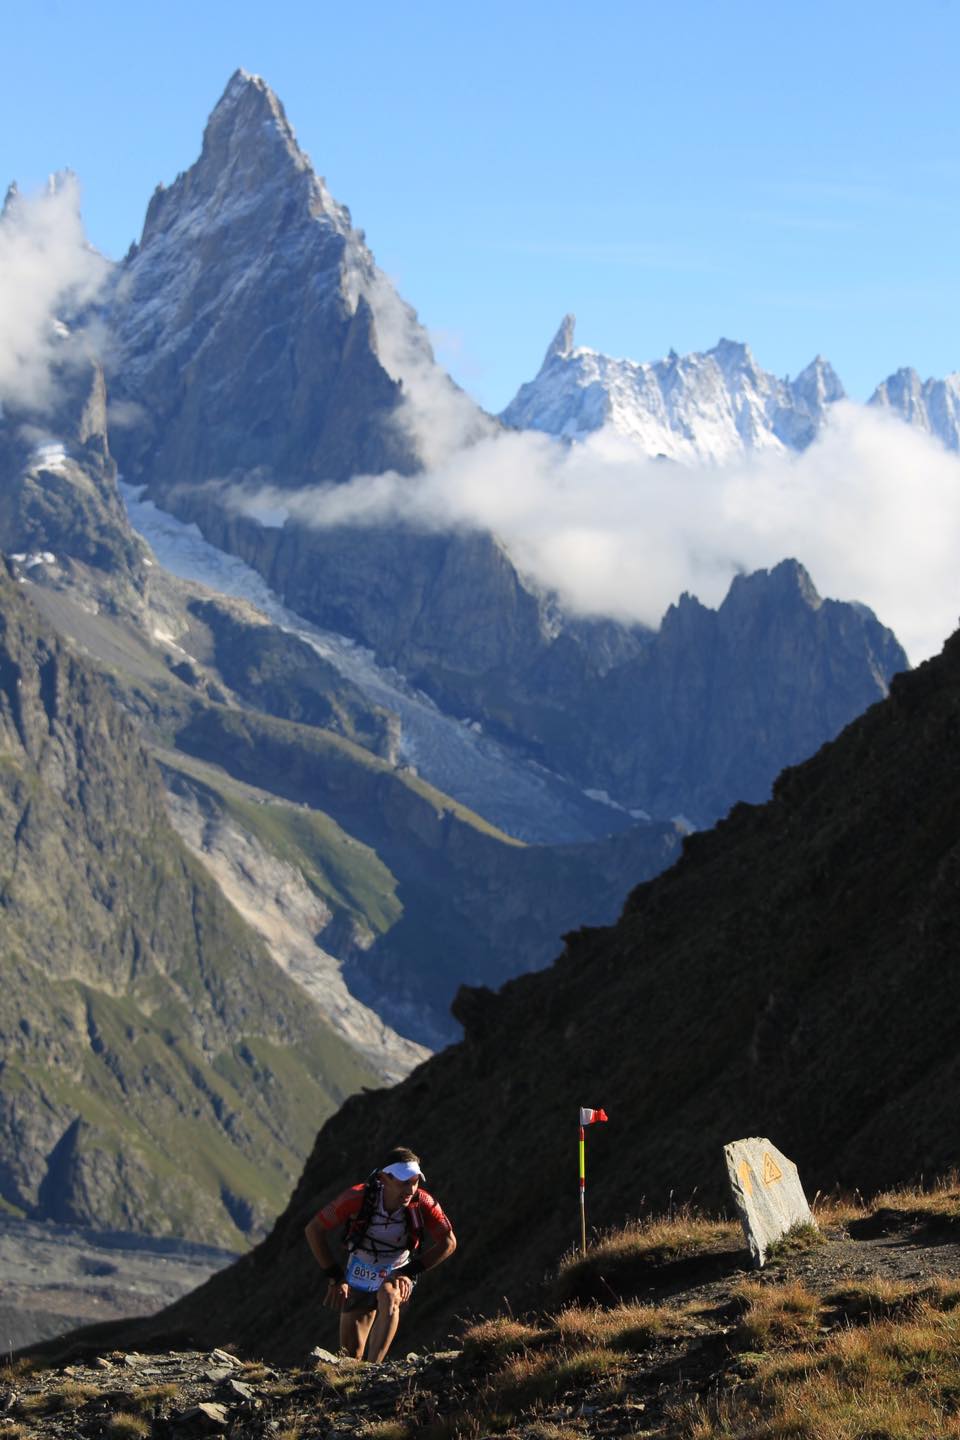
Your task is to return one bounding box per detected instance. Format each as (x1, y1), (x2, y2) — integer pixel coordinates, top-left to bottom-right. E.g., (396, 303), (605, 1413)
(304, 1213), (349, 1309)
(420, 1227), (457, 1272)
(402, 1218), (457, 1278)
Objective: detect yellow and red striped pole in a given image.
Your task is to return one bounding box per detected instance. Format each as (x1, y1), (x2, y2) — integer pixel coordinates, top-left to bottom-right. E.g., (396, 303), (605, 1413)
(578, 1107), (608, 1255)
(579, 1122), (587, 1255)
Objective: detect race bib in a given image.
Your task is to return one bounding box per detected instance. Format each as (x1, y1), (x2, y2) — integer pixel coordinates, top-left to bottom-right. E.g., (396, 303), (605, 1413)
(345, 1254), (393, 1292)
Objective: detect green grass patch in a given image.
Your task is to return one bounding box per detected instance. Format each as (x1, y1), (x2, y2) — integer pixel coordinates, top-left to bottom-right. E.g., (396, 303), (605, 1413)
(223, 793), (402, 936)
(764, 1220), (824, 1261)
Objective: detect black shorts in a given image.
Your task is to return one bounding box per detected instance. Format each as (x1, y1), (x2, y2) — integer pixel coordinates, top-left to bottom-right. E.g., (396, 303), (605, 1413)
(343, 1277), (417, 1314)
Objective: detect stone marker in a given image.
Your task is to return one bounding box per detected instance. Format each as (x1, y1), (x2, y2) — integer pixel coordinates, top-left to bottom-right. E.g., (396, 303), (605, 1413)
(723, 1136), (815, 1266)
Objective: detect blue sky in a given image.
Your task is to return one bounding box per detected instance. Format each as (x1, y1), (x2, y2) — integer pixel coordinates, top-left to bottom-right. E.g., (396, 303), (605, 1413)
(4, 0), (959, 412)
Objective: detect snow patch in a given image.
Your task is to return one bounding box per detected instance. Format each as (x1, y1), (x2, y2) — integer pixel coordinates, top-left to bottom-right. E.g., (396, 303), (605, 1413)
(119, 482), (636, 843)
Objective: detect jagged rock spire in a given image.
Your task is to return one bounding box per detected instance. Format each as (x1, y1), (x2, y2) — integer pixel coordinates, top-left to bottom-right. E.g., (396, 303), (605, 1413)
(542, 314), (576, 369)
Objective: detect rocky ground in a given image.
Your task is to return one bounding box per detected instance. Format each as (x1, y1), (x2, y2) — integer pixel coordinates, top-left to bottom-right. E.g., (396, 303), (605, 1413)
(7, 1208), (960, 1438)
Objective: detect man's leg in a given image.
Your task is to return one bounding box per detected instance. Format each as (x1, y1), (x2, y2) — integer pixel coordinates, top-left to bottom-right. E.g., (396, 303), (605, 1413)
(339, 1300), (376, 1358)
(365, 1279), (406, 1362)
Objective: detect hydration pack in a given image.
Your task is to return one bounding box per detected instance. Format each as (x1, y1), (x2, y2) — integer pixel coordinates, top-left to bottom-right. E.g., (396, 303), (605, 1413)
(344, 1170), (424, 1260)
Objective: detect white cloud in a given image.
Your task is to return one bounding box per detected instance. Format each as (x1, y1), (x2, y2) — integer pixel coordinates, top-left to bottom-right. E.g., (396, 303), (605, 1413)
(363, 270), (496, 468)
(232, 401), (960, 667)
(0, 173), (109, 413)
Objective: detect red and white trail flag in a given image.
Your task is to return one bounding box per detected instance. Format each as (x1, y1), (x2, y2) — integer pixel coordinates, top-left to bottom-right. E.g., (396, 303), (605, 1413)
(580, 1107), (608, 1126)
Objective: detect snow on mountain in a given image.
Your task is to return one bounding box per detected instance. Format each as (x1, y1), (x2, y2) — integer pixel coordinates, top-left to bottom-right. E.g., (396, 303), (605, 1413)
(501, 315), (845, 463)
(114, 70), (360, 397)
(119, 483), (633, 845)
(109, 70), (485, 492)
(869, 367), (960, 451)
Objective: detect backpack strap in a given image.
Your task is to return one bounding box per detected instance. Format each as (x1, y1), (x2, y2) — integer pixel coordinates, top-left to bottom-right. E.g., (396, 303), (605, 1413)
(343, 1171), (380, 1254)
(345, 1171), (426, 1259)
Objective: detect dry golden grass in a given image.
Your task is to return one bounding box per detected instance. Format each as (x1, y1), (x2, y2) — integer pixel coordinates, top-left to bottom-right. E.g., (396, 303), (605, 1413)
(0, 1358), (41, 1380)
(361, 1423), (411, 1440)
(828, 1274), (927, 1322)
(106, 1415), (151, 1440)
(553, 1299), (692, 1350)
(10, 1385), (97, 1418)
(521, 1424), (589, 1440)
(315, 1357), (368, 1398)
(126, 1382), (179, 1411)
(461, 1316), (547, 1362)
(565, 1211), (740, 1273)
(810, 1192), (868, 1228)
(491, 1344), (623, 1411)
(241, 1360), (271, 1379)
(679, 1299), (960, 1438)
(554, 1208), (742, 1306)
(870, 1171), (960, 1224)
(733, 1279), (822, 1348)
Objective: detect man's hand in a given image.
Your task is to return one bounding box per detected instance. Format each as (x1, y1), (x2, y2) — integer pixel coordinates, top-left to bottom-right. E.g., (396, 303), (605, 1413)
(324, 1280), (349, 1310)
(392, 1274), (414, 1304)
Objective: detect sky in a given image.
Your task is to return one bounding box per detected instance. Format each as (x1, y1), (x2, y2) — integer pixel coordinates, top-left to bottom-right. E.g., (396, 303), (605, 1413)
(4, 0), (960, 666)
(4, 0), (960, 414)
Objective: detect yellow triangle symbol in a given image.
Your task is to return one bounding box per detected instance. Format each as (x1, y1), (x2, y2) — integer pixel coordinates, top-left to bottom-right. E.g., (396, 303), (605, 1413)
(762, 1153), (783, 1185)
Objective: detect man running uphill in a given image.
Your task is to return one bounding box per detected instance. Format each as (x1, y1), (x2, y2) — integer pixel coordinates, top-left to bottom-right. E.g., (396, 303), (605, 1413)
(305, 1148), (457, 1361)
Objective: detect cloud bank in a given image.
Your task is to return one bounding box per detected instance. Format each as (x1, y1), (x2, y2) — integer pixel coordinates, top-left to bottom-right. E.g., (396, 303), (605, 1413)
(0, 173), (109, 413)
(237, 401), (960, 667)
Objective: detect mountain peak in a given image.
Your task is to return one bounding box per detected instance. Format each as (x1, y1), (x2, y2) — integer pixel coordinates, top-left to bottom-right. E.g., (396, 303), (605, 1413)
(542, 314), (576, 369)
(215, 69), (289, 127)
(134, 70), (337, 255)
(200, 68), (306, 177)
(710, 337), (756, 372)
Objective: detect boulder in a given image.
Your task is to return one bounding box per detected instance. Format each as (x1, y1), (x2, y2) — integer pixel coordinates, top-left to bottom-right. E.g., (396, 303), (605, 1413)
(724, 1136), (815, 1266)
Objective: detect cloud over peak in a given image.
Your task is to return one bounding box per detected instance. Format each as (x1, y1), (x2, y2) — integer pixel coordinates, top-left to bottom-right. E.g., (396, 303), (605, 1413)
(0, 173), (110, 414)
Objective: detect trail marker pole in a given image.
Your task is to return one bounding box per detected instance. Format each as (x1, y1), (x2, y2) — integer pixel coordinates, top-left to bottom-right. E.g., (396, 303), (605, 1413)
(578, 1107), (608, 1256)
(579, 1124), (587, 1256)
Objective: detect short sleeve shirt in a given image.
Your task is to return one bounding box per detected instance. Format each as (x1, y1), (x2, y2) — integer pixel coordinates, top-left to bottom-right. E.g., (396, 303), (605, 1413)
(316, 1182), (452, 1270)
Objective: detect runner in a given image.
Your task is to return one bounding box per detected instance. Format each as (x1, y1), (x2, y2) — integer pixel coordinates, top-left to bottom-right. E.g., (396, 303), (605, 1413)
(305, 1147), (457, 1361)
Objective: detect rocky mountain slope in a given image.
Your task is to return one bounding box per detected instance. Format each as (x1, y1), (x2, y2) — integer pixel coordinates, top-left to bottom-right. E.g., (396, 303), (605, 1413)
(0, 351), (142, 587)
(114, 615), (960, 1358)
(108, 70), (483, 494)
(100, 73), (909, 832)
(0, 562), (383, 1247)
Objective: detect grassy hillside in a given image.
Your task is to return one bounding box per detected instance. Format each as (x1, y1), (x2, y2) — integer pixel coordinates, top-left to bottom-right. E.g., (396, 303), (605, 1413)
(0, 565), (382, 1246)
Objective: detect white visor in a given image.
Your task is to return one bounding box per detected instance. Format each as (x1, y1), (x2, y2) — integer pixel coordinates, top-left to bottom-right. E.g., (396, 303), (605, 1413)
(381, 1161), (424, 1182)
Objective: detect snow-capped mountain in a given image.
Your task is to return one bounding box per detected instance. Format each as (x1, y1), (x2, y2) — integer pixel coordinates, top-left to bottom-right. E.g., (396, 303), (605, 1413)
(500, 315), (845, 462)
(109, 70), (486, 494)
(869, 367), (960, 450)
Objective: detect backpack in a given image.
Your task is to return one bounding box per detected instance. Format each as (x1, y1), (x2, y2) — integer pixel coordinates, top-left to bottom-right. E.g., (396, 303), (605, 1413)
(343, 1171), (424, 1260)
